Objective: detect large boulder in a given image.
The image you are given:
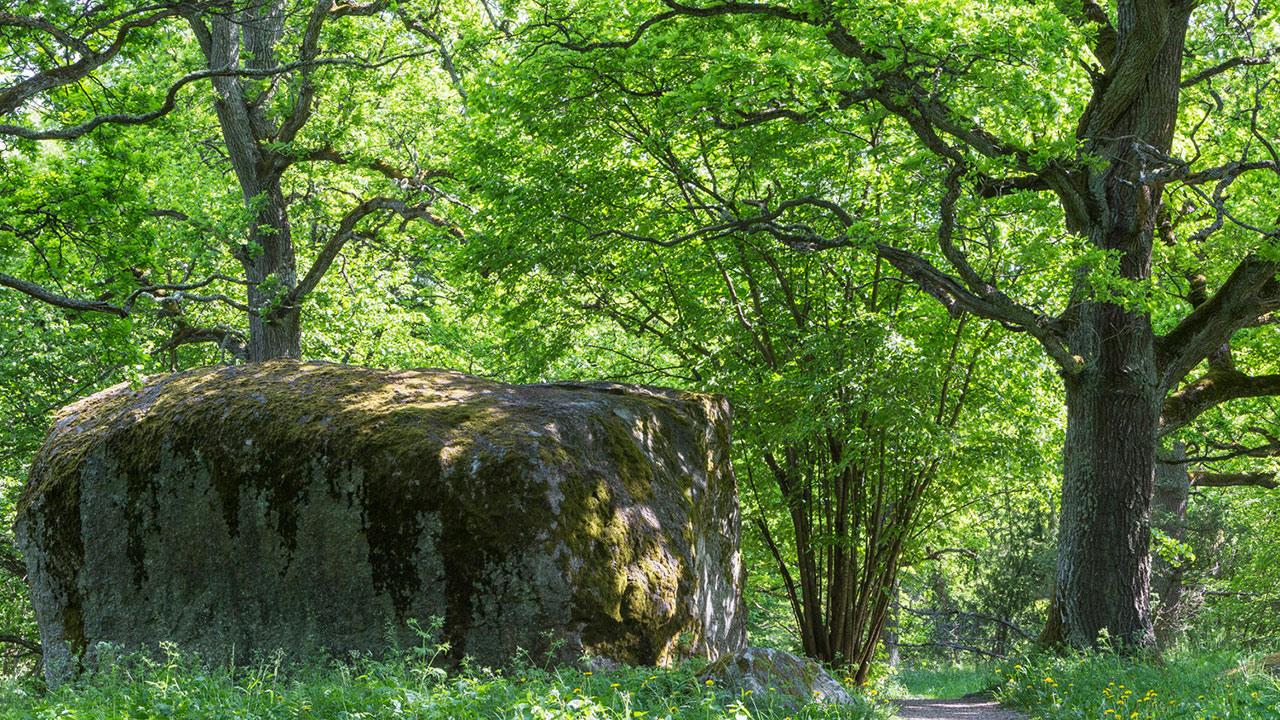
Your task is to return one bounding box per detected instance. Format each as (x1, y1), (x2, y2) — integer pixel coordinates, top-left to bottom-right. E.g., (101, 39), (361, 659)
(16, 361), (745, 685)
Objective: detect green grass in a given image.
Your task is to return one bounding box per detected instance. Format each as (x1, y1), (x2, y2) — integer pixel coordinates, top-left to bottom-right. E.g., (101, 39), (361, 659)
(994, 649), (1280, 719)
(0, 646), (893, 720)
(886, 662), (999, 700)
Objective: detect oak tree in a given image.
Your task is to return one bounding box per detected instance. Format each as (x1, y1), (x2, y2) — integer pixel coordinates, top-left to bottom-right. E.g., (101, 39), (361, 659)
(517, 0), (1280, 650)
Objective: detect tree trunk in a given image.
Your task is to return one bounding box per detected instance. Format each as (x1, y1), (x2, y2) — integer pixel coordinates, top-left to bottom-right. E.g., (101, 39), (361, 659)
(1040, 1), (1192, 650)
(1046, 301), (1160, 649)
(243, 181), (302, 361)
(1044, 288), (1167, 648)
(883, 580), (900, 669)
(200, 3), (303, 362)
(1152, 443), (1191, 645)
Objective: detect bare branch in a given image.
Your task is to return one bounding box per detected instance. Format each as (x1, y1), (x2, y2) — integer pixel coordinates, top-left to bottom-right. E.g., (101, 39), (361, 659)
(1182, 51), (1275, 87)
(875, 170), (1081, 374)
(1157, 259), (1280, 391)
(536, 0), (815, 52)
(156, 322), (248, 362)
(0, 635), (40, 656)
(0, 4), (190, 116)
(891, 640), (1007, 660)
(299, 147), (453, 188)
(0, 273), (127, 317)
(399, 6), (468, 100)
(289, 197), (456, 305)
(1171, 160), (1279, 186)
(123, 274), (252, 313)
(1162, 370), (1280, 436)
(1190, 471), (1278, 490)
(1, 54), (427, 141)
(876, 243), (1079, 375)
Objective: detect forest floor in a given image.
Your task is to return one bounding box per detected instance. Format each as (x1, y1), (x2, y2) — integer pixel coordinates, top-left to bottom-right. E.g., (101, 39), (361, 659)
(894, 697), (1027, 720)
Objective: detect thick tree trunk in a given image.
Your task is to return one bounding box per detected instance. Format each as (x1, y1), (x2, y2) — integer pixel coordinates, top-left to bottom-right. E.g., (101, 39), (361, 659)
(202, 5), (303, 361)
(1049, 313), (1159, 648)
(1039, 0), (1192, 651)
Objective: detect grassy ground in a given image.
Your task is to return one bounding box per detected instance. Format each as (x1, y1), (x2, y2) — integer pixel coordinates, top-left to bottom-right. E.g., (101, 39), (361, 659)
(995, 649), (1280, 719)
(0, 647), (893, 720)
(5, 645), (1278, 718)
(885, 663), (1000, 700)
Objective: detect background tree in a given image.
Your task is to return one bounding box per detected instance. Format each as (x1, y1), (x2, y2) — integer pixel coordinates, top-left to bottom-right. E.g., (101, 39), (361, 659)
(452, 39), (1062, 677)
(0, 0), (466, 360)
(508, 0), (1280, 650)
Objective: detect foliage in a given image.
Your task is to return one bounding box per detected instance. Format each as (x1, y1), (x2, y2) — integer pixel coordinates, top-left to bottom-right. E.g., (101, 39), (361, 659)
(996, 649), (1280, 720)
(1184, 485), (1280, 643)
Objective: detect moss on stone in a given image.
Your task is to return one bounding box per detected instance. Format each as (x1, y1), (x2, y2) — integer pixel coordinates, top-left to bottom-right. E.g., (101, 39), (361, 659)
(18, 360), (743, 680)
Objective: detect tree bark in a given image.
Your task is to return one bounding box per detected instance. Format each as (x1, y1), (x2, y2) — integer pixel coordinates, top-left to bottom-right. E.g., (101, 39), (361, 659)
(200, 2), (303, 361)
(1040, 0), (1193, 651)
(1047, 304), (1160, 648)
(242, 180), (302, 361)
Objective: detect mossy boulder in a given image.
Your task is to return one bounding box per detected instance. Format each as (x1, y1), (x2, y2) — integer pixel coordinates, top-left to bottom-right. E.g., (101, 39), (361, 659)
(15, 361), (745, 685)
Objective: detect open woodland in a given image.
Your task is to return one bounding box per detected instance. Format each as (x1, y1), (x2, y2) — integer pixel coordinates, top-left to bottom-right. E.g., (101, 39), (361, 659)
(2, 0), (1280, 718)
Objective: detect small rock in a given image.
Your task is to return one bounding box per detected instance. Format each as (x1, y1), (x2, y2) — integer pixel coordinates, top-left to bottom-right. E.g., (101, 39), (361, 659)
(1263, 653), (1280, 676)
(701, 647), (853, 708)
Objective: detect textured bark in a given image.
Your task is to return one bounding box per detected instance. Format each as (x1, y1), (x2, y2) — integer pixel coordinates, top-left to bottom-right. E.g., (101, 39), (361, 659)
(199, 4), (302, 360)
(1042, 0), (1192, 651)
(1050, 306), (1160, 648)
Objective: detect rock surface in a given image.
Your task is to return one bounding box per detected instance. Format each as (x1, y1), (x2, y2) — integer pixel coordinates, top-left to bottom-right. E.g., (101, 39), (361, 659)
(701, 647), (853, 708)
(16, 361), (745, 685)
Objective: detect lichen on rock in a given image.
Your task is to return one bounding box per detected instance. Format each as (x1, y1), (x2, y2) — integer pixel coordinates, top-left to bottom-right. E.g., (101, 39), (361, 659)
(15, 360), (746, 685)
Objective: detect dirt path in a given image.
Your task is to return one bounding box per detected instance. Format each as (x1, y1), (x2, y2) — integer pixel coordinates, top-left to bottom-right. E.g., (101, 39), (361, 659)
(894, 697), (1028, 720)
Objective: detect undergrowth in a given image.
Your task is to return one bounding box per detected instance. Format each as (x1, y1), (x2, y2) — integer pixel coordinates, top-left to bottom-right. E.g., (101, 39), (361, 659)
(0, 643), (892, 720)
(995, 648), (1280, 719)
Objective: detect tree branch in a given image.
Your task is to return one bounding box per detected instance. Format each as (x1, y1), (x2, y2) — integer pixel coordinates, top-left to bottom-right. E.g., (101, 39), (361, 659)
(0, 4), (190, 116)
(1181, 51), (1275, 87)
(1190, 471), (1277, 490)
(156, 322), (248, 362)
(1, 55), (426, 141)
(299, 147), (452, 187)
(0, 553), (25, 581)
(874, 170), (1081, 375)
(1162, 370), (1280, 436)
(288, 197), (456, 306)
(0, 634), (40, 656)
(1156, 259), (1280, 392)
(0, 273), (127, 317)
(399, 4), (468, 100)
